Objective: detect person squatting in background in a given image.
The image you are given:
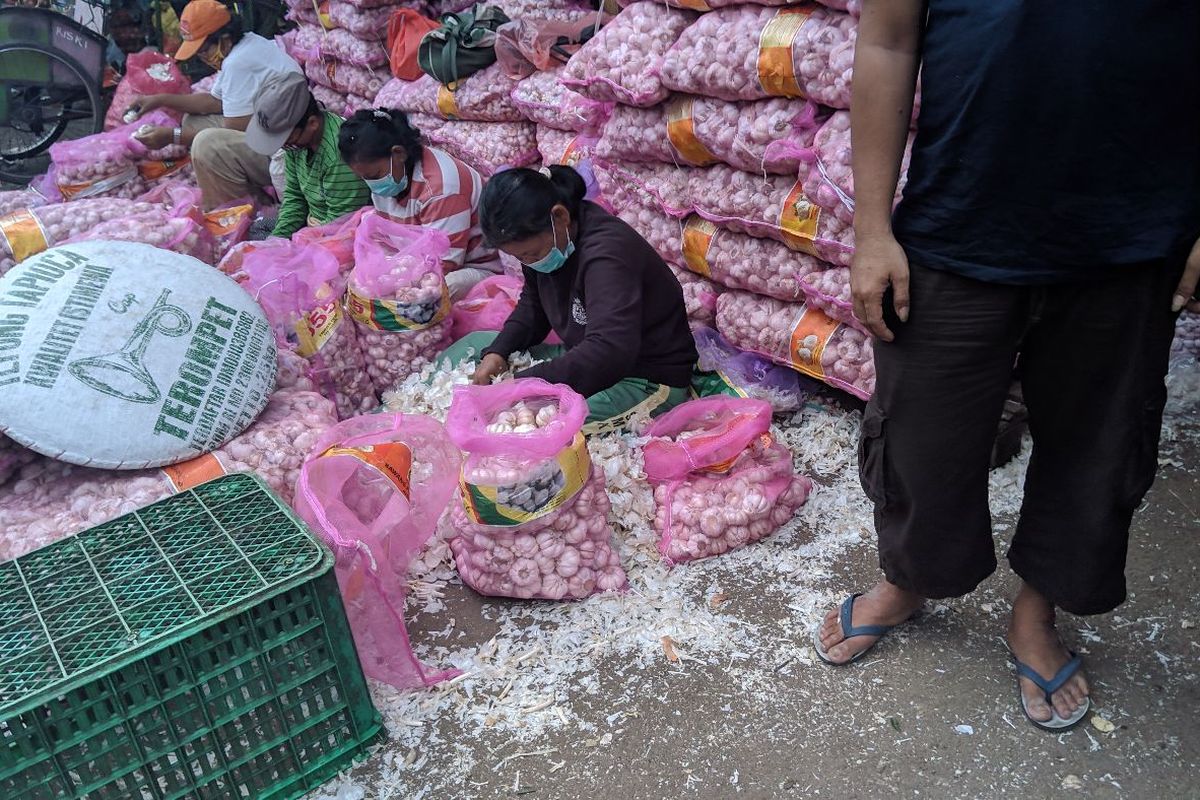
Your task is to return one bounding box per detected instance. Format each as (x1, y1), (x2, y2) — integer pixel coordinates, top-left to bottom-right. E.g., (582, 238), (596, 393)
(338, 109), (503, 301)
(127, 0), (302, 208)
(243, 72), (371, 238)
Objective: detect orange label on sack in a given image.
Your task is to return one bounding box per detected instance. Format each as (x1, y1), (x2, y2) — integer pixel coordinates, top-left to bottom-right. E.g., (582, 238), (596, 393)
(203, 202), (253, 237)
(681, 216), (717, 279)
(437, 85), (461, 119)
(558, 135), (585, 167)
(161, 453), (228, 492)
(321, 442), (413, 499)
(787, 305), (840, 378)
(757, 6), (815, 98)
(666, 97), (719, 167)
(295, 297), (342, 357)
(703, 433), (774, 475)
(317, 0), (334, 29)
(0, 210), (50, 263)
(778, 179), (822, 255)
(138, 156), (190, 181)
(674, 0), (712, 8)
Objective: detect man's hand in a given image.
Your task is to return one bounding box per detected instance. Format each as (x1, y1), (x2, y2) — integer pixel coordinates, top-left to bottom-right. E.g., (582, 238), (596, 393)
(471, 353), (508, 385)
(133, 125), (175, 151)
(851, 233), (911, 341)
(1172, 236), (1200, 313)
(127, 94), (162, 117)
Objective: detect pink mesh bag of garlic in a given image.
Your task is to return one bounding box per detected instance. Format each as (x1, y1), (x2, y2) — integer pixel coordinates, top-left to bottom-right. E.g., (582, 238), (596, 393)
(319, 27), (391, 68)
(0, 197), (161, 275)
(391, 67), (525, 122)
(511, 67), (612, 133)
(347, 212), (453, 395)
(799, 110), (914, 226)
(644, 396), (811, 564)
(716, 289), (875, 399)
(327, 2), (394, 40)
(0, 189), (48, 217)
(0, 390), (337, 561)
(561, 2), (698, 108)
(407, 113), (540, 176)
(294, 412), (463, 689)
(596, 95), (826, 175)
(660, 4), (856, 109)
(305, 58), (389, 100)
(64, 206), (217, 265)
(244, 243), (379, 419)
(669, 263), (724, 330)
(442, 379), (628, 600)
(604, 161), (855, 266)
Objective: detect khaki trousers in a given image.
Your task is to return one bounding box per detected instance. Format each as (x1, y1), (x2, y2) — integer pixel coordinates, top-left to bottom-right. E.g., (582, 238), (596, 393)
(185, 114), (274, 210)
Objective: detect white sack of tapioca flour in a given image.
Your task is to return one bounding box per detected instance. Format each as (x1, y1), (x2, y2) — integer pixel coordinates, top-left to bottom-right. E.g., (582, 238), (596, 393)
(0, 241), (276, 469)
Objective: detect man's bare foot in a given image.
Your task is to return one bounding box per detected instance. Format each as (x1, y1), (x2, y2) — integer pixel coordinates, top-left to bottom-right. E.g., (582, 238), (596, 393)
(1007, 583), (1090, 723)
(816, 580), (924, 664)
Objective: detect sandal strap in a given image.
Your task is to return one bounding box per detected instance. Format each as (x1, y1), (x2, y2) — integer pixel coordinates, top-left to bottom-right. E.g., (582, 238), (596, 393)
(1014, 652), (1083, 698)
(839, 593), (893, 639)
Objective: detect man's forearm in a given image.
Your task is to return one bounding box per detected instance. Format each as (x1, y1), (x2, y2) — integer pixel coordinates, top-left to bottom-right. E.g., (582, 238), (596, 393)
(850, 0), (923, 239)
(156, 92), (224, 116)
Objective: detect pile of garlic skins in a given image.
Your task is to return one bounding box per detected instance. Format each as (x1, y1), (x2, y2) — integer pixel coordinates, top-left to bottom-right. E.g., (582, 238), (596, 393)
(446, 468), (627, 600)
(653, 436), (811, 564)
(350, 262), (452, 396)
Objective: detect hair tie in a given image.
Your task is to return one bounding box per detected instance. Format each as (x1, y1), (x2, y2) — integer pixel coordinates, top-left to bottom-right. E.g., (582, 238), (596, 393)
(538, 166), (552, 178)
(372, 109), (392, 121)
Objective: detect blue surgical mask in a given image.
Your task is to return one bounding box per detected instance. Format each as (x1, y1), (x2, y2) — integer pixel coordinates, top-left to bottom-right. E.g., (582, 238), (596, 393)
(523, 215), (574, 274)
(365, 153), (408, 197)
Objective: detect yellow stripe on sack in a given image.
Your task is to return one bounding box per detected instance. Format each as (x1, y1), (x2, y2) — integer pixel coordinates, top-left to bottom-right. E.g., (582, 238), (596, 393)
(757, 6), (815, 98)
(294, 298), (342, 357)
(666, 97), (719, 167)
(437, 85), (461, 120)
(681, 216), (718, 279)
(0, 209), (50, 263)
(778, 179), (822, 255)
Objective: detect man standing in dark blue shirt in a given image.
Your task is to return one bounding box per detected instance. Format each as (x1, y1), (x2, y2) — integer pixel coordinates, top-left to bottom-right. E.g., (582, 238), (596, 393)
(813, 0), (1200, 731)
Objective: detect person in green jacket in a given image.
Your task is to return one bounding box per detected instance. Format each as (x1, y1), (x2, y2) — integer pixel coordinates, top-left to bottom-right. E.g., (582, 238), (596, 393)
(245, 71), (371, 238)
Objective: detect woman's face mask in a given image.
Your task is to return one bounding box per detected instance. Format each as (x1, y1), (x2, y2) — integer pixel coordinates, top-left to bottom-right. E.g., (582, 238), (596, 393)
(522, 214), (574, 274)
(363, 152), (408, 197)
(199, 38), (231, 70)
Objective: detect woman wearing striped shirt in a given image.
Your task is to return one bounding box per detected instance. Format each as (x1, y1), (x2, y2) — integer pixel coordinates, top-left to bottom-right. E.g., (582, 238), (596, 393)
(338, 109), (501, 299)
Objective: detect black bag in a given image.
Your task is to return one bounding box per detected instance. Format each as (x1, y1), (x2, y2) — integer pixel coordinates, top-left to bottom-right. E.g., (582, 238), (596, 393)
(418, 4), (511, 85)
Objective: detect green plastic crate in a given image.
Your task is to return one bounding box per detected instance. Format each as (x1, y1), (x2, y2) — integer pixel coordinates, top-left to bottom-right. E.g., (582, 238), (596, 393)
(0, 473), (385, 800)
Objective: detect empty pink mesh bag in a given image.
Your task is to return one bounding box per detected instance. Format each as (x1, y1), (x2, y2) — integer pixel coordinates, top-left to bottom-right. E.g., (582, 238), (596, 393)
(347, 211), (453, 394)
(442, 379), (627, 600)
(294, 413), (463, 689)
(244, 243), (379, 419)
(449, 274), (564, 344)
(644, 397), (812, 564)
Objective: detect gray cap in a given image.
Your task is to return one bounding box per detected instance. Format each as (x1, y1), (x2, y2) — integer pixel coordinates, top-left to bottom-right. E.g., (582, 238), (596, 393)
(245, 71), (313, 155)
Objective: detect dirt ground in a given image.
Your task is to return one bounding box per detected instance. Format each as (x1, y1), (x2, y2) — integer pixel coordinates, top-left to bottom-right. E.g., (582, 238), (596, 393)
(313, 403), (1199, 800)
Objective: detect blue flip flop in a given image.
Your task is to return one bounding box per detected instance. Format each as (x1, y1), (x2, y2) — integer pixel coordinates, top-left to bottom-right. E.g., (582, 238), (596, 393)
(1011, 651), (1091, 731)
(813, 593), (910, 666)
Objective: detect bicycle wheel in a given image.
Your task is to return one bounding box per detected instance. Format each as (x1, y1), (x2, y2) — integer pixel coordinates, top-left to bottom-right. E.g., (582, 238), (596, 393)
(0, 43), (103, 186)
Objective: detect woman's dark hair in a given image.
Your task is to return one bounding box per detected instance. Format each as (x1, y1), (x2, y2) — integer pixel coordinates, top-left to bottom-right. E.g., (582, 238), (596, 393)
(479, 165), (587, 246)
(338, 108), (423, 179)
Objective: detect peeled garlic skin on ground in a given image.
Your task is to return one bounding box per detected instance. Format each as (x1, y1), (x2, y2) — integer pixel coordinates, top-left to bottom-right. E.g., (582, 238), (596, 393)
(445, 469), (627, 600)
(652, 439), (812, 564)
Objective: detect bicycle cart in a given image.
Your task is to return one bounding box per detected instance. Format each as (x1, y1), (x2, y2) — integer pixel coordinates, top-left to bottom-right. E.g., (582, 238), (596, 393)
(0, 0), (284, 185)
(0, 4), (109, 183)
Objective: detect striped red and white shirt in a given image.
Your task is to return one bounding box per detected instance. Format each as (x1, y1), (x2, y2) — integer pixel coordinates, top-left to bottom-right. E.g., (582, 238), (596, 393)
(371, 147), (500, 276)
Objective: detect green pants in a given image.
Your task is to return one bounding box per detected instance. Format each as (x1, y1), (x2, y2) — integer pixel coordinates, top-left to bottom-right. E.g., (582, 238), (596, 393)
(438, 332), (690, 434)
